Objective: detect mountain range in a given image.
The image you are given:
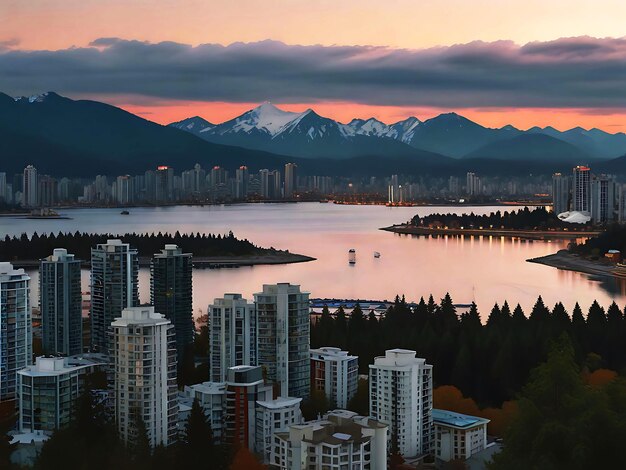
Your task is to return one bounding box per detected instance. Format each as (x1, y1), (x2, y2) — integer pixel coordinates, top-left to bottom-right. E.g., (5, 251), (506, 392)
(2, 91), (626, 177)
(170, 102), (626, 161)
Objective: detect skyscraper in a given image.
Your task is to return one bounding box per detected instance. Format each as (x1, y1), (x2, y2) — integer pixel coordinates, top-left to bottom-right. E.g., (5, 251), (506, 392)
(150, 244), (194, 366)
(0, 172), (7, 202)
(572, 165), (591, 213)
(115, 175), (134, 204)
(591, 174), (616, 223)
(38, 175), (57, 207)
(112, 306), (178, 447)
(369, 349), (433, 458)
(0, 262), (32, 402)
(552, 173), (571, 215)
(40, 249), (83, 356)
(208, 293), (257, 382)
(90, 239), (139, 354)
(22, 164), (38, 208)
(466, 172), (481, 197)
(156, 166), (174, 202)
(254, 283), (310, 398)
(235, 166), (249, 199)
(284, 163), (297, 198)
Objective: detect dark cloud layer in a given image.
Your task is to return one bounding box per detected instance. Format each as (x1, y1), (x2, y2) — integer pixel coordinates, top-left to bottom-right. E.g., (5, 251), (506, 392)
(2, 36), (626, 108)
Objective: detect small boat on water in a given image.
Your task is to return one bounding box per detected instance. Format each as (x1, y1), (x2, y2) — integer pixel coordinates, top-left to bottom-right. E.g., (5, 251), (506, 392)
(374, 251), (381, 258)
(120, 210), (130, 215)
(348, 249), (356, 265)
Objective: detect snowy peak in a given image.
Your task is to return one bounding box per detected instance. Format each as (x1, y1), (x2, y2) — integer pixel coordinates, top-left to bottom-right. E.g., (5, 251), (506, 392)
(223, 102), (302, 136)
(169, 116), (214, 133)
(14, 91), (61, 104)
(347, 117), (390, 137)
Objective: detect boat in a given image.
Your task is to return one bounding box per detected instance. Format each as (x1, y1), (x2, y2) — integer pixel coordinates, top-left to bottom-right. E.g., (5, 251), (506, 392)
(348, 249), (356, 265)
(374, 252), (381, 258)
(120, 210), (130, 215)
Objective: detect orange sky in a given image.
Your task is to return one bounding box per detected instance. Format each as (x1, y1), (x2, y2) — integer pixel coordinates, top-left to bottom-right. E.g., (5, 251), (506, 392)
(4, 0), (626, 131)
(116, 98), (626, 133)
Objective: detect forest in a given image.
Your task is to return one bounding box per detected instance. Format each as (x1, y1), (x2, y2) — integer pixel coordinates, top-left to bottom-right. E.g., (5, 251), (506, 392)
(409, 206), (589, 230)
(0, 231), (274, 262)
(310, 294), (626, 406)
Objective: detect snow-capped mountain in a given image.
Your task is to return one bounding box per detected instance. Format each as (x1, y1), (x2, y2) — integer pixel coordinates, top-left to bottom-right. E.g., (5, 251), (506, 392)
(184, 103), (426, 159)
(169, 116), (214, 134)
(168, 103), (626, 160)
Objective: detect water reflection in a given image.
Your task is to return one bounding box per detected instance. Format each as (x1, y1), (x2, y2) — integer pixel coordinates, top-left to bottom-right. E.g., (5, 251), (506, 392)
(5, 202), (625, 320)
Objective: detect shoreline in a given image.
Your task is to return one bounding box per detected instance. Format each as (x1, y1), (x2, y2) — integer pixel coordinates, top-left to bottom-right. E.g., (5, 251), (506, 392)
(527, 250), (623, 279)
(380, 224), (601, 240)
(10, 253), (316, 269)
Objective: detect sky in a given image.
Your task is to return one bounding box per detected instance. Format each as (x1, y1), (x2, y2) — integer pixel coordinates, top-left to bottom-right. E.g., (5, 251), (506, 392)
(2, 0), (626, 130)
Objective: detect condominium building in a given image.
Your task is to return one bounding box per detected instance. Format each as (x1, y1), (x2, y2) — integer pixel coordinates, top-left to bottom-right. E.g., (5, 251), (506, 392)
(112, 307), (178, 447)
(0, 262), (32, 402)
(150, 245), (194, 365)
(254, 283), (310, 398)
(255, 397), (303, 463)
(590, 175), (616, 224)
(90, 239), (139, 354)
(369, 349), (433, 458)
(572, 165), (591, 213)
(17, 355), (108, 433)
(466, 172), (481, 197)
(235, 166), (249, 199)
(208, 293), (256, 382)
(270, 410), (388, 470)
(115, 175), (134, 205)
(223, 365), (273, 449)
(40, 249), (82, 356)
(284, 163), (297, 198)
(310, 347), (358, 409)
(22, 165), (38, 208)
(433, 409), (489, 462)
(180, 381), (227, 441)
(551, 173), (571, 215)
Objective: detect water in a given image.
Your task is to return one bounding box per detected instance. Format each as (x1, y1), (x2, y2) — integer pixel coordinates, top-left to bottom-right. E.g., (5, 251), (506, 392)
(3, 203), (625, 318)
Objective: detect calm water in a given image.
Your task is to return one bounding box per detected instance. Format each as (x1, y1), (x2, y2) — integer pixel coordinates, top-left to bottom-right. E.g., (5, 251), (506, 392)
(3, 203), (625, 318)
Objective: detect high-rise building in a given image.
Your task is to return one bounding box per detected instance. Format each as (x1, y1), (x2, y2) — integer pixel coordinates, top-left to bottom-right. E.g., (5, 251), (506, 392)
(254, 283), (310, 398)
(223, 365), (273, 449)
(448, 176), (459, 196)
(181, 381), (228, 441)
(271, 410), (388, 470)
(22, 165), (38, 208)
(388, 174), (400, 203)
(0, 262), (32, 402)
(235, 166), (249, 199)
(90, 239), (139, 354)
(0, 172), (7, 202)
(310, 347), (359, 409)
(466, 172), (481, 196)
(284, 163), (297, 198)
(208, 293), (256, 382)
(572, 165), (591, 213)
(552, 173), (571, 215)
(112, 306), (178, 447)
(156, 166), (174, 202)
(591, 174), (616, 224)
(38, 175), (57, 207)
(150, 245), (194, 366)
(369, 349), (433, 458)
(255, 397), (303, 462)
(115, 175), (134, 204)
(17, 355), (108, 433)
(40, 249), (83, 356)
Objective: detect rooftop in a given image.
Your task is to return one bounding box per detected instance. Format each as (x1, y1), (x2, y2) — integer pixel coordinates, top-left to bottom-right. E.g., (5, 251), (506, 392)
(432, 409), (490, 429)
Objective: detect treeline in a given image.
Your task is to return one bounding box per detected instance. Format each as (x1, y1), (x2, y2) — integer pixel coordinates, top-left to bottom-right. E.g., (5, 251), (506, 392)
(0, 231), (272, 261)
(311, 294), (626, 406)
(573, 222), (626, 257)
(410, 207), (586, 230)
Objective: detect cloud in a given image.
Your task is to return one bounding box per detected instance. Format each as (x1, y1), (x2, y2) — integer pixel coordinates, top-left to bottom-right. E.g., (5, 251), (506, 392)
(0, 38), (20, 52)
(2, 36), (626, 109)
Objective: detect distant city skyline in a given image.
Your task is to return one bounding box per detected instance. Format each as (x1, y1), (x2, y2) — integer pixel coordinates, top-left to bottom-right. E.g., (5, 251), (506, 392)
(3, 2), (626, 131)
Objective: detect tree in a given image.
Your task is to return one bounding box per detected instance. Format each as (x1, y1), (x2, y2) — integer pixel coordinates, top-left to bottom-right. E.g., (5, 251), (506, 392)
(230, 446), (266, 470)
(490, 335), (626, 469)
(347, 378), (369, 416)
(181, 398), (214, 467)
